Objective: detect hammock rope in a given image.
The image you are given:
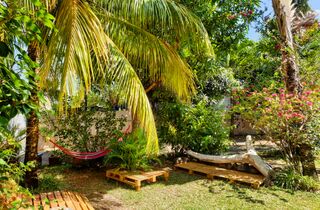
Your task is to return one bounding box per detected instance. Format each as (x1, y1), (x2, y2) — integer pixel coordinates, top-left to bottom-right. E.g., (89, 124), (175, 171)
(50, 125), (131, 160)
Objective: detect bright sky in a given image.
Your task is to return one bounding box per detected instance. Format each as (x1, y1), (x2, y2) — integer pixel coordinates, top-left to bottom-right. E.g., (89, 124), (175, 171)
(247, 0), (320, 40)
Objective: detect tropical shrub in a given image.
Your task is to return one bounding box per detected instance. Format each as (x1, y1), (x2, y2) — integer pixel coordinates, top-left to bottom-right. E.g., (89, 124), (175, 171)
(104, 129), (160, 171)
(157, 100), (231, 155)
(274, 167), (320, 192)
(0, 128), (34, 209)
(42, 105), (125, 153)
(233, 86), (320, 175)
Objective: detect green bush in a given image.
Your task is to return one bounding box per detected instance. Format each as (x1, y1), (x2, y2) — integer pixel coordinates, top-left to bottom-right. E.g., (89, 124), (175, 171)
(0, 127), (34, 209)
(42, 105), (125, 153)
(274, 167), (320, 192)
(104, 129), (160, 171)
(157, 100), (231, 155)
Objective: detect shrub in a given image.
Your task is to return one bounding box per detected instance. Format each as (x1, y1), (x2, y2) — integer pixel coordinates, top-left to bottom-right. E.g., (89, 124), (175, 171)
(232, 86), (320, 176)
(274, 167), (320, 192)
(157, 100), (231, 155)
(0, 127), (34, 209)
(42, 105), (125, 153)
(104, 128), (160, 171)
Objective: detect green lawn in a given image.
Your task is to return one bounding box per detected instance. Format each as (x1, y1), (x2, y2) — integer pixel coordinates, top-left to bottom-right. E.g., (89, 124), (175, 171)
(37, 165), (320, 210)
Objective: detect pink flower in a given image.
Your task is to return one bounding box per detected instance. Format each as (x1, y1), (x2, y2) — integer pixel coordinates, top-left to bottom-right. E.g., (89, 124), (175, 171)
(306, 101), (313, 107)
(271, 93), (277, 97)
(280, 88), (285, 93)
(118, 137), (123, 142)
(304, 90), (312, 95)
(278, 112), (283, 117)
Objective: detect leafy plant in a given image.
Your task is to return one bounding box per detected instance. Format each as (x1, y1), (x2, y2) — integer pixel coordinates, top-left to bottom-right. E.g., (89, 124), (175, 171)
(274, 167), (320, 192)
(104, 129), (160, 171)
(42, 105), (125, 153)
(157, 100), (231, 155)
(0, 127), (34, 209)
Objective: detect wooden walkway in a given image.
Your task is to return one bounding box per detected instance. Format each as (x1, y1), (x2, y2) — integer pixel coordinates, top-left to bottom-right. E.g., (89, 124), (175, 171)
(21, 191), (94, 210)
(175, 162), (265, 188)
(106, 169), (169, 190)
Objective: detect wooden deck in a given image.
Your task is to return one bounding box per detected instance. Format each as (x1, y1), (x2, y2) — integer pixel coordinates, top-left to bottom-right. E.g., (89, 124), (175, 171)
(20, 191), (94, 210)
(106, 168), (169, 190)
(175, 162), (265, 188)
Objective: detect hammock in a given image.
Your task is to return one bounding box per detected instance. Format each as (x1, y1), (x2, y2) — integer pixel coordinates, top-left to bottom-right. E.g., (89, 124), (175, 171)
(50, 125), (131, 160)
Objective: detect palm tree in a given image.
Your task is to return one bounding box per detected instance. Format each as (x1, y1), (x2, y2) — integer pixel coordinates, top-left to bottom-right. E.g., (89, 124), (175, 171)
(272, 0), (317, 179)
(22, 0), (213, 186)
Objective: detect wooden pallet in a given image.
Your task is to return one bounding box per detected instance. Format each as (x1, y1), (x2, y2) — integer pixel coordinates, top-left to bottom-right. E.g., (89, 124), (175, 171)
(20, 191), (94, 210)
(175, 162), (265, 188)
(106, 169), (169, 190)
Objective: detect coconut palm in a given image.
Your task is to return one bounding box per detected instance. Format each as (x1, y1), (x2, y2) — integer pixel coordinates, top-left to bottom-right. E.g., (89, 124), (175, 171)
(21, 0), (213, 185)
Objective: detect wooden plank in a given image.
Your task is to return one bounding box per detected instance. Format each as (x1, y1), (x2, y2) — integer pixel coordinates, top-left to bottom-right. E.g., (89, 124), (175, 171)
(39, 193), (50, 210)
(53, 191), (66, 207)
(66, 191), (82, 210)
(77, 193), (95, 210)
(74, 192), (90, 210)
(175, 162), (264, 187)
(46, 192), (58, 208)
(61, 191), (76, 209)
(32, 194), (40, 210)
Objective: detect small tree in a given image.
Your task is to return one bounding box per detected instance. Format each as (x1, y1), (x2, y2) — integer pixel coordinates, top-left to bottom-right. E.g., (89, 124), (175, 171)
(233, 87), (319, 179)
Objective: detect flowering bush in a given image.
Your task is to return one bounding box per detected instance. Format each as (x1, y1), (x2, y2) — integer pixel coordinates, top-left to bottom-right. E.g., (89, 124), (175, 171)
(232, 86), (320, 175)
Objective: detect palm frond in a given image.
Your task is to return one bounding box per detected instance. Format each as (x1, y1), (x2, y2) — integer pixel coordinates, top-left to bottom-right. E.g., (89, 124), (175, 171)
(100, 13), (196, 101)
(40, 0), (109, 111)
(100, 38), (159, 155)
(96, 0), (213, 56)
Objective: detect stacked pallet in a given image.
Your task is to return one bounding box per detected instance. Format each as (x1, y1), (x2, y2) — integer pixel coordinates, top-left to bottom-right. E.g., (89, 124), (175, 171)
(175, 162), (265, 188)
(106, 169), (169, 190)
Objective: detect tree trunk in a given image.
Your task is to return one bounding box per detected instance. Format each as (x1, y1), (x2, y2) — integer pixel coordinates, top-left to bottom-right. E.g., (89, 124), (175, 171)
(24, 41), (40, 188)
(298, 143), (318, 180)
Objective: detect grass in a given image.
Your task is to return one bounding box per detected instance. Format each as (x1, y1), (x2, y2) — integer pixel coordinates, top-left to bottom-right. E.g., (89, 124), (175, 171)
(36, 165), (320, 210)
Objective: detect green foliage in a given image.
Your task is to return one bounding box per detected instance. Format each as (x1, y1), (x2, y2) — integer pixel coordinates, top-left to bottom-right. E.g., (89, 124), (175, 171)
(230, 39), (282, 90)
(274, 167), (320, 192)
(178, 0), (262, 53)
(298, 25), (320, 86)
(157, 99), (230, 155)
(42, 105), (125, 153)
(104, 128), (160, 171)
(0, 127), (34, 209)
(0, 1), (54, 208)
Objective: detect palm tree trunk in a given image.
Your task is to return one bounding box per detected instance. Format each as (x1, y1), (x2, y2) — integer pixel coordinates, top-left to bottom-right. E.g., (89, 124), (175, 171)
(24, 41), (40, 187)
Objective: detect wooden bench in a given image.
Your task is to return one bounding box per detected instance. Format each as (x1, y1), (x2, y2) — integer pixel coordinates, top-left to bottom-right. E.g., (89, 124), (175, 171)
(175, 162), (265, 188)
(20, 191), (94, 210)
(106, 169), (169, 190)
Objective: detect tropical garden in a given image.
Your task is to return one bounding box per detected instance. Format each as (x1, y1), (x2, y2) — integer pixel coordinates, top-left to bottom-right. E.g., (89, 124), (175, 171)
(1, 0), (320, 209)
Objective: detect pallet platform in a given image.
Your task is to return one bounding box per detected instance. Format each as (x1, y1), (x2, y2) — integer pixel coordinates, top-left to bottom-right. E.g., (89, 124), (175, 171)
(20, 191), (94, 210)
(106, 168), (169, 190)
(175, 162), (265, 188)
